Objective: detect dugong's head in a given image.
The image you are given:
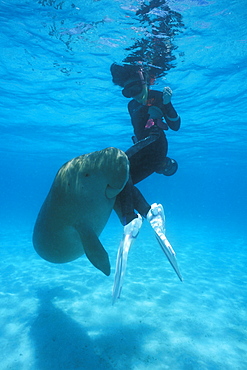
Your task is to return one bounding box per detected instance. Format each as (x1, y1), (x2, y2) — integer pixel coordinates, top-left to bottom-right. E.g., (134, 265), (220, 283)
(33, 147), (129, 276)
(75, 147), (129, 199)
(54, 147), (129, 200)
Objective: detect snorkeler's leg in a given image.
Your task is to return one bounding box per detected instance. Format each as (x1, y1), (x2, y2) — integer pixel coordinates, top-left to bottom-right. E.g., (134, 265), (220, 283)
(147, 203), (183, 281)
(129, 149), (154, 184)
(125, 131), (160, 159)
(132, 185), (151, 217)
(117, 178), (138, 225)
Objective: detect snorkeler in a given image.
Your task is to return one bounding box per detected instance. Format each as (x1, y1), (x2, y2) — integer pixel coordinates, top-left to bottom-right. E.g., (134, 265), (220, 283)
(111, 62), (181, 183)
(111, 63), (182, 303)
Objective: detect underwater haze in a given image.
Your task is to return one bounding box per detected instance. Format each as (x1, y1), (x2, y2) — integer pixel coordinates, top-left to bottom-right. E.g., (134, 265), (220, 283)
(1, 0), (247, 369)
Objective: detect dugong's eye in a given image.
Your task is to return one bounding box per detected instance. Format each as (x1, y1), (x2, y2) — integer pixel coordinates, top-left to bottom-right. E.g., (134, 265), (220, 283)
(84, 173), (89, 177)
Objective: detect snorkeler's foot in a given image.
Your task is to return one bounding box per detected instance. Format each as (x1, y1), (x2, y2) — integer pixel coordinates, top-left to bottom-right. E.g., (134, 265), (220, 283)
(147, 203), (166, 233)
(123, 214), (142, 238)
(147, 203), (183, 281)
(112, 214), (142, 304)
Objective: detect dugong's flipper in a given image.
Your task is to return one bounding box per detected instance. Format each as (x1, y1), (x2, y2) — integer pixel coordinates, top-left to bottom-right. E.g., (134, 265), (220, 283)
(76, 224), (110, 276)
(147, 203), (183, 281)
(112, 214), (142, 304)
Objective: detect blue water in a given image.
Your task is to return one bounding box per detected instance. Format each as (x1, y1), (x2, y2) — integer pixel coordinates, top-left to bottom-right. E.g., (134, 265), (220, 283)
(1, 0), (247, 369)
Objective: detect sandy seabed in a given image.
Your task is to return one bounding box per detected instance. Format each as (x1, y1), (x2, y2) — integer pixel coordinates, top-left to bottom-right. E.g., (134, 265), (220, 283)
(0, 219), (246, 370)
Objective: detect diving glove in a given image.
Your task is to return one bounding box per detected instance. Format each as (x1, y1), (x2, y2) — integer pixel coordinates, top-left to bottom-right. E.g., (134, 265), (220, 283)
(163, 86), (172, 104)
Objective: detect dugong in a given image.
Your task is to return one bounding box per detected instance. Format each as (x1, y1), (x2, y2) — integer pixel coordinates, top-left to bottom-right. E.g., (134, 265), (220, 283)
(33, 147), (129, 276)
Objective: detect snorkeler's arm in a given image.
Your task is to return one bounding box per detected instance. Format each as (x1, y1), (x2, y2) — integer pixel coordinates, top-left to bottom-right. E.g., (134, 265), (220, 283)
(162, 87), (181, 131)
(164, 103), (181, 131)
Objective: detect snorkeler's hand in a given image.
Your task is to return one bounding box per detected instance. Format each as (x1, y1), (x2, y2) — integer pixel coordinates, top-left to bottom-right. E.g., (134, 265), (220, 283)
(163, 87), (172, 104)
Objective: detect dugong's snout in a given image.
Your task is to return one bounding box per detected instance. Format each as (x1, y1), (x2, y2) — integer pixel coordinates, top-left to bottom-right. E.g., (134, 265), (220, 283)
(101, 147), (129, 199)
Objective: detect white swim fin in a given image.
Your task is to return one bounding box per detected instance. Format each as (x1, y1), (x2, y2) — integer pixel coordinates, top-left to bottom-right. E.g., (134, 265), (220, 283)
(147, 203), (183, 281)
(112, 214), (142, 304)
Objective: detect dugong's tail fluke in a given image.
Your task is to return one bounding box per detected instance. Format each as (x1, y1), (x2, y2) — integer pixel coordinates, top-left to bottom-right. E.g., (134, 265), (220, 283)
(76, 224), (111, 276)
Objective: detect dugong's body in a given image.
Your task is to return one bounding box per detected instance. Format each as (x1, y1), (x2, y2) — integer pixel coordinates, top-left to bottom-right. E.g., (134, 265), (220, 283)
(33, 147), (129, 276)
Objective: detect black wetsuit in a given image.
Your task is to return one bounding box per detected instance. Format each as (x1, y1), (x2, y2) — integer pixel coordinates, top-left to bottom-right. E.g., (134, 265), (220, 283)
(127, 89), (179, 184)
(116, 90), (180, 225)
